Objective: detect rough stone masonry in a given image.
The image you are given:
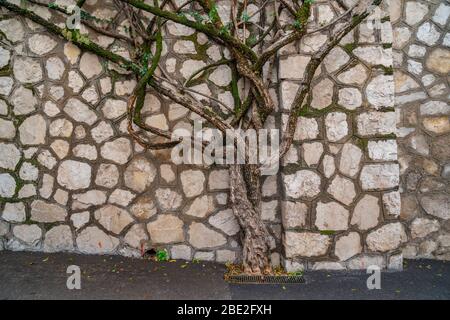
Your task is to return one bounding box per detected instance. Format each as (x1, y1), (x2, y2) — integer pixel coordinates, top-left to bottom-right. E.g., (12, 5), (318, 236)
(392, 0), (450, 261)
(0, 0), (448, 271)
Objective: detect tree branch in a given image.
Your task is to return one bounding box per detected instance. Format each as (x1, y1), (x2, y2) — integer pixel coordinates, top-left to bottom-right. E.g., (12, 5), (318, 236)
(0, 0), (231, 138)
(279, 0), (382, 159)
(119, 0), (258, 62)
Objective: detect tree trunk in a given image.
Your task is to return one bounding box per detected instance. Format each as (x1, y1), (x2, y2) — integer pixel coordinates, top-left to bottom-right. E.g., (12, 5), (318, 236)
(229, 164), (272, 274)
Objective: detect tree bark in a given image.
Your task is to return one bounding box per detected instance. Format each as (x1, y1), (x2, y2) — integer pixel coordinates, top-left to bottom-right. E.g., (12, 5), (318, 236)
(229, 164), (272, 274)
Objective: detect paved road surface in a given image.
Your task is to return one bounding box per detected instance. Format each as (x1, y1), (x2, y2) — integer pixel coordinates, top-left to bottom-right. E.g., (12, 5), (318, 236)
(0, 251), (448, 300)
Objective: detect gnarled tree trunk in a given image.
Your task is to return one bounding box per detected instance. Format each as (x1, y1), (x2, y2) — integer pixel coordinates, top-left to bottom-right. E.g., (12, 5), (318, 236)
(229, 164), (272, 274)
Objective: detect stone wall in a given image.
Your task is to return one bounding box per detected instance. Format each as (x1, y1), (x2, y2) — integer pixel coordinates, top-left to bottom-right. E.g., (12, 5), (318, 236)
(279, 1), (405, 271)
(0, 0), (244, 263)
(0, 0), (410, 270)
(392, 0), (450, 261)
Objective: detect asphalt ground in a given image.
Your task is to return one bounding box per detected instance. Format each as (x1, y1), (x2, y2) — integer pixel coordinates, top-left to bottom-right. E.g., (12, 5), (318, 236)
(0, 251), (449, 300)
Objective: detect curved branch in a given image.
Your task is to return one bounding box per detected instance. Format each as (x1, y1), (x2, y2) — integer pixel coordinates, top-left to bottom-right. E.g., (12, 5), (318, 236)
(128, 15), (175, 144)
(279, 0), (383, 159)
(183, 59), (230, 87)
(151, 76), (232, 133)
(119, 0), (258, 62)
(256, 2), (312, 70)
(27, 0), (139, 44)
(192, 0), (275, 120)
(278, 0), (297, 17)
(0, 0), (134, 66)
(0, 0), (231, 138)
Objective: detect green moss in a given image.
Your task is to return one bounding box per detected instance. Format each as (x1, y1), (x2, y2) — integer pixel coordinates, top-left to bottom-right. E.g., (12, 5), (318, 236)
(207, 4), (220, 24)
(22, 218), (36, 225)
(61, 28), (72, 41)
(320, 230), (336, 236)
(73, 31), (91, 46)
(352, 15), (362, 25)
(343, 43), (357, 54)
(381, 65), (393, 75)
(14, 177), (25, 196)
(29, 157), (40, 167)
(296, 2), (311, 25)
(13, 114), (27, 127)
(378, 133), (397, 139)
(0, 65), (11, 76)
(298, 104), (335, 118)
(44, 222), (60, 231)
(383, 43), (392, 49)
(355, 137), (368, 152)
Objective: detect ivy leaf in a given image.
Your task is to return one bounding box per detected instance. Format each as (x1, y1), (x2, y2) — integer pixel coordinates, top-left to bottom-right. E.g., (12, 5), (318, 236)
(293, 19), (302, 30)
(208, 5), (219, 23)
(246, 34), (257, 46)
(219, 25), (230, 36)
(189, 11), (205, 23)
(241, 12), (250, 23)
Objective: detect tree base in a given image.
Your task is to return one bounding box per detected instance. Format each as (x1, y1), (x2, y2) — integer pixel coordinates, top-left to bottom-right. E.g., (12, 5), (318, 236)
(224, 274), (305, 284)
(224, 263), (304, 284)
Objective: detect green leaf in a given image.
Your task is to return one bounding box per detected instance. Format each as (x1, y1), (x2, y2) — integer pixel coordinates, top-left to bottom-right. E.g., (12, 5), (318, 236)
(208, 5), (219, 23)
(241, 12), (250, 23)
(293, 20), (302, 30)
(246, 34), (257, 46)
(189, 11), (205, 23)
(156, 249), (169, 261)
(219, 24), (231, 36)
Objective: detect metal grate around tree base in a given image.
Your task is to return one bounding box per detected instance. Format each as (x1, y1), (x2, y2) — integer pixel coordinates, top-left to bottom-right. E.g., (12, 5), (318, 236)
(225, 274), (305, 284)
